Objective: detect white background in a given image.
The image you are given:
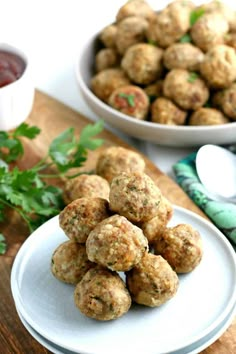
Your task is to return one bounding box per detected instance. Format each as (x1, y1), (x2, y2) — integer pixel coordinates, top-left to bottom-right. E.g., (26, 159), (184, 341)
(0, 0), (232, 175)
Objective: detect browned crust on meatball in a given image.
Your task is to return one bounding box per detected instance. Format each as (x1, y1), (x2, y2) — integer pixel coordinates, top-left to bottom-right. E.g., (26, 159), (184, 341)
(95, 48), (120, 72)
(121, 43), (163, 85)
(115, 16), (149, 55)
(96, 146), (145, 184)
(190, 12), (229, 52)
(91, 68), (130, 102)
(151, 97), (187, 125)
(63, 174), (110, 205)
(116, 0), (155, 22)
(163, 69), (209, 110)
(146, 1), (193, 48)
(140, 196), (174, 243)
(189, 107), (229, 125)
(51, 241), (94, 284)
(109, 171), (162, 223)
(59, 197), (110, 243)
(163, 43), (204, 72)
(99, 24), (118, 49)
(86, 214), (148, 271)
(153, 223), (203, 273)
(74, 266), (131, 321)
(212, 83), (236, 120)
(126, 253), (179, 307)
(199, 45), (236, 89)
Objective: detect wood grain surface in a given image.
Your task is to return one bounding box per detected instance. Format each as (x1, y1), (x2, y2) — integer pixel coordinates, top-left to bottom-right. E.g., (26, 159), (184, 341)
(1, 90), (235, 354)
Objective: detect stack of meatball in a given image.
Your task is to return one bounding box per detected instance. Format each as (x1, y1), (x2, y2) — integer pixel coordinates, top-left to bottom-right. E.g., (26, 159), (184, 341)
(90, 0), (236, 126)
(51, 146), (203, 321)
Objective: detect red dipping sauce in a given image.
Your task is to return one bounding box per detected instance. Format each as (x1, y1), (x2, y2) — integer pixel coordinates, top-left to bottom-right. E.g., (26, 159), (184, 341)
(0, 50), (26, 88)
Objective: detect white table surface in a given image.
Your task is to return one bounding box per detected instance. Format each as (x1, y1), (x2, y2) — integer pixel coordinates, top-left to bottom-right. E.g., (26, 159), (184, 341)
(1, 0), (210, 177)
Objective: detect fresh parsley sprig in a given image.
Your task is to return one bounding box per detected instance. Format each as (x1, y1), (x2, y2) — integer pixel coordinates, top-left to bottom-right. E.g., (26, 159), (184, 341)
(0, 120), (104, 253)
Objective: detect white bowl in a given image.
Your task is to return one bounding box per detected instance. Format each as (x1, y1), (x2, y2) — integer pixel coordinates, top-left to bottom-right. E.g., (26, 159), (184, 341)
(0, 43), (35, 131)
(75, 33), (236, 147)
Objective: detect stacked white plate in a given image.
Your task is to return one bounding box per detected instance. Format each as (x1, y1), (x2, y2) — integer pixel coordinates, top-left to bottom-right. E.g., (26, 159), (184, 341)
(11, 206), (236, 354)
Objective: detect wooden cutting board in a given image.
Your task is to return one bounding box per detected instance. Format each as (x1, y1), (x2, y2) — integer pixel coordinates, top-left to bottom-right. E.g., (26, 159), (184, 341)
(0, 90), (235, 354)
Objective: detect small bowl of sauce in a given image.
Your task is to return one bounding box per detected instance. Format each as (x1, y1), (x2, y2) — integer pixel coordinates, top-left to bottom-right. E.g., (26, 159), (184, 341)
(0, 43), (35, 131)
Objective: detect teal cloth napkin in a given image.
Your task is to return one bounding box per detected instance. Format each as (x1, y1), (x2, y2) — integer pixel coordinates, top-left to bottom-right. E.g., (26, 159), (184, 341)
(172, 151), (236, 248)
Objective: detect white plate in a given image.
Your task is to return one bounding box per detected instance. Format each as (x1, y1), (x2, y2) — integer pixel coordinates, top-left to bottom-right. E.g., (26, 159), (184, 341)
(11, 206), (236, 354)
(16, 301), (236, 354)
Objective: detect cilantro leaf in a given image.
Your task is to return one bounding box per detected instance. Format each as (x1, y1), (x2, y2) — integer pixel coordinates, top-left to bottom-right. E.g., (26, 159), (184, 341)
(190, 8), (205, 26)
(180, 33), (192, 43)
(0, 234), (6, 255)
(79, 120), (104, 150)
(0, 123), (40, 163)
(118, 93), (135, 107)
(0, 120), (104, 242)
(188, 72), (199, 83)
(13, 123), (41, 139)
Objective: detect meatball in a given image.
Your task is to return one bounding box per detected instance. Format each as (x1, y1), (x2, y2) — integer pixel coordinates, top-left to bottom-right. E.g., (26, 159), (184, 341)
(199, 45), (236, 89)
(190, 12), (229, 52)
(91, 68), (130, 102)
(146, 1), (193, 48)
(51, 240), (94, 284)
(115, 16), (148, 55)
(95, 48), (120, 72)
(121, 43), (163, 85)
(197, 0), (236, 31)
(96, 146), (145, 184)
(63, 174), (110, 205)
(140, 196), (173, 244)
(108, 85), (149, 120)
(212, 83), (236, 120)
(225, 32), (236, 51)
(59, 198), (110, 243)
(109, 171), (162, 223)
(151, 97), (187, 125)
(163, 69), (209, 110)
(116, 0), (155, 22)
(163, 43), (204, 71)
(74, 266), (131, 321)
(189, 107), (229, 125)
(126, 253), (179, 307)
(86, 215), (148, 271)
(143, 80), (163, 102)
(153, 224), (203, 273)
(99, 24), (117, 49)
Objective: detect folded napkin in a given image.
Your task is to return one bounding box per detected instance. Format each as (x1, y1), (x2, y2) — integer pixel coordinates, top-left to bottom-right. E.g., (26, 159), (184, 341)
(172, 150), (236, 248)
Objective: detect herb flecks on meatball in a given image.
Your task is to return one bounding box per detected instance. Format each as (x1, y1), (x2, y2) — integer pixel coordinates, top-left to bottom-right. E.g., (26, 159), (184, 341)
(96, 146), (145, 184)
(51, 240), (94, 284)
(74, 266), (131, 321)
(86, 214), (148, 271)
(153, 223), (203, 273)
(109, 171), (162, 223)
(59, 197), (110, 243)
(126, 253), (179, 307)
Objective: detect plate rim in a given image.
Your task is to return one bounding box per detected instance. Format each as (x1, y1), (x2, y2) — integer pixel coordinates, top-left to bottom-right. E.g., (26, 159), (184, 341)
(11, 205), (236, 354)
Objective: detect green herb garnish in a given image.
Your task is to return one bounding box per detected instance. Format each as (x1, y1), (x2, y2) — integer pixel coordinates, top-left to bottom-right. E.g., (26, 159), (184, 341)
(147, 39), (158, 46)
(118, 93), (135, 107)
(179, 33), (192, 43)
(0, 120), (104, 237)
(190, 8), (205, 26)
(188, 72), (199, 83)
(0, 234), (6, 255)
(0, 123), (40, 163)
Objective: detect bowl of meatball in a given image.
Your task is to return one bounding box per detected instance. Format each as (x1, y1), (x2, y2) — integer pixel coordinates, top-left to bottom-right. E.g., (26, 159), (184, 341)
(75, 0), (236, 147)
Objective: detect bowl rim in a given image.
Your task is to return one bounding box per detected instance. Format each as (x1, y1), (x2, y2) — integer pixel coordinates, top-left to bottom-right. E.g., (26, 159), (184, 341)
(0, 42), (30, 91)
(75, 32), (236, 133)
